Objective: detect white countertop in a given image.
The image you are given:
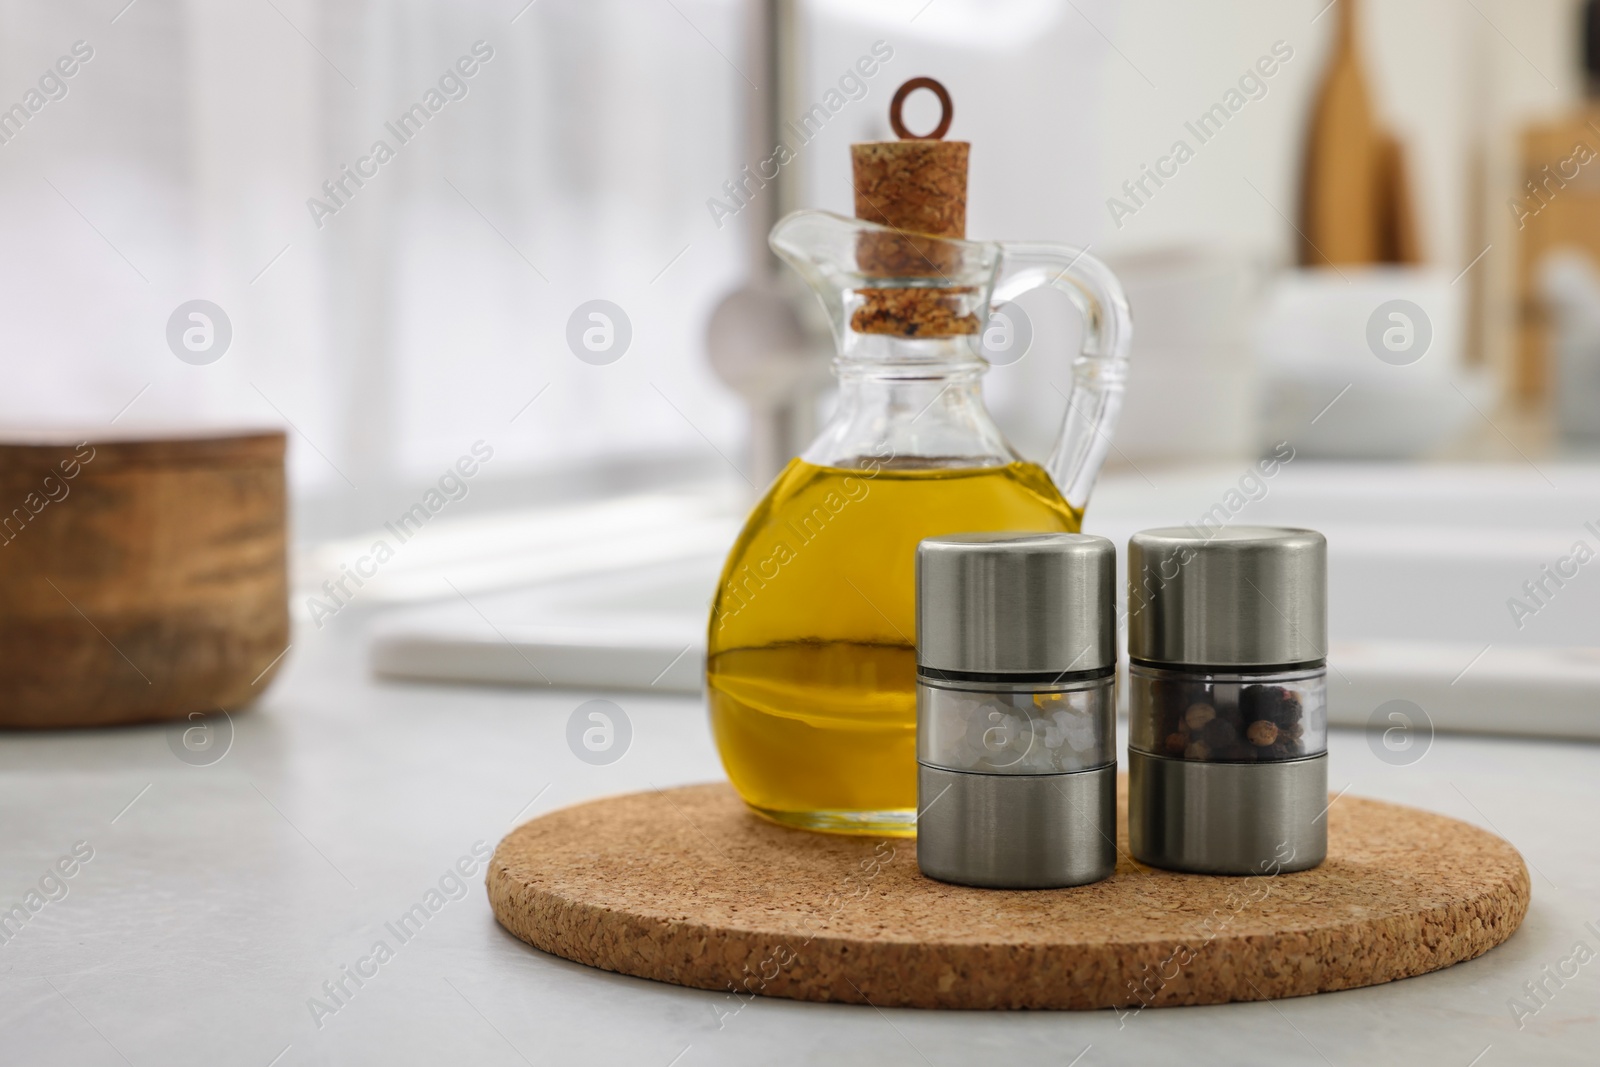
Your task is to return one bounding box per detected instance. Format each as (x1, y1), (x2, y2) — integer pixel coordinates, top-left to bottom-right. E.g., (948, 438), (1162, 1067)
(3, 622), (1598, 1067)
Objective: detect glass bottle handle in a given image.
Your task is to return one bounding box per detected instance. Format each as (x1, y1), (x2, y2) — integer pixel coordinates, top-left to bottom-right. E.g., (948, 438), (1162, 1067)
(989, 244), (1132, 514)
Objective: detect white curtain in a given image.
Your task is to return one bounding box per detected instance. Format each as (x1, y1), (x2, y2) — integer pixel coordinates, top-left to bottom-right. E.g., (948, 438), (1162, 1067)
(0, 0), (746, 538)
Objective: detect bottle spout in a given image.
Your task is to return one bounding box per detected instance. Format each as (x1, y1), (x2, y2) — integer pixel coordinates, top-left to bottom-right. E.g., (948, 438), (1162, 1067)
(769, 210), (1000, 349)
(768, 210), (855, 344)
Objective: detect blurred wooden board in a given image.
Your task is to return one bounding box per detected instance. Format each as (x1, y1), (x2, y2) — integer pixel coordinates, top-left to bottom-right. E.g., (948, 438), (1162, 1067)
(1514, 113), (1600, 402)
(1299, 0), (1420, 269)
(488, 779), (1528, 1010)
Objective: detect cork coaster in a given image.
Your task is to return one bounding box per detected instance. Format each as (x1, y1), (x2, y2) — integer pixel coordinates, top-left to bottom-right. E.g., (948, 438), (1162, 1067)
(487, 780), (1528, 1010)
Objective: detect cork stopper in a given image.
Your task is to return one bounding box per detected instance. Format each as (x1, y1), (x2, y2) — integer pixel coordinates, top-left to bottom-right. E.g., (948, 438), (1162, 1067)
(850, 78), (978, 338)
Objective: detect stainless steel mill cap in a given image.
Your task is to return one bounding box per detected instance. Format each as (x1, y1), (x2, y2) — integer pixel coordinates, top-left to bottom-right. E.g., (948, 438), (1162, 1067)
(916, 532), (1116, 676)
(1127, 526), (1327, 668)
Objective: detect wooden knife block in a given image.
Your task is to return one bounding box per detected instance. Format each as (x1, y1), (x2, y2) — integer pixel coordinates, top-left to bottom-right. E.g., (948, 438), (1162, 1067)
(0, 430), (289, 728)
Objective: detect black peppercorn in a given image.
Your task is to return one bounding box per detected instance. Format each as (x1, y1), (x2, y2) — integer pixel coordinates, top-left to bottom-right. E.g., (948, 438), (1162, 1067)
(1136, 673), (1318, 762)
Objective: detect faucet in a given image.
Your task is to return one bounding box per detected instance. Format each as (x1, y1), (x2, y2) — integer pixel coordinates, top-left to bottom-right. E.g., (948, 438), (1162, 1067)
(705, 0), (833, 486)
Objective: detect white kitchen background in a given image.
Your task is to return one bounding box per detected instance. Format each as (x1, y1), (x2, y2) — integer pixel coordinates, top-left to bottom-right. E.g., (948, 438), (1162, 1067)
(0, 0), (1579, 542)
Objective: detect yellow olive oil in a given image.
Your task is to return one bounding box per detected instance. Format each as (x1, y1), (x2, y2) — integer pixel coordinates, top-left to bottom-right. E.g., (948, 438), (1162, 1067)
(706, 457), (1081, 835)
